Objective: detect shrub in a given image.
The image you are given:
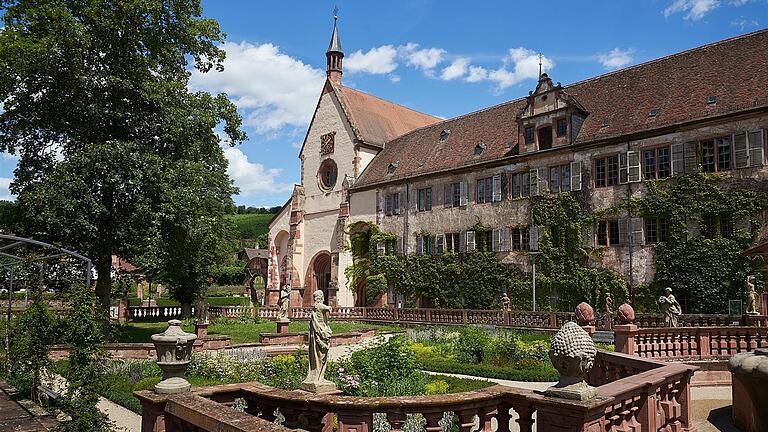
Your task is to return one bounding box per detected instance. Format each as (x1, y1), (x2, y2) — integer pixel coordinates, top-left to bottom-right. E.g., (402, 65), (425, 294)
(455, 326), (491, 364)
(349, 336), (417, 386)
(488, 331), (523, 366)
(424, 379), (449, 395)
(261, 352), (307, 390)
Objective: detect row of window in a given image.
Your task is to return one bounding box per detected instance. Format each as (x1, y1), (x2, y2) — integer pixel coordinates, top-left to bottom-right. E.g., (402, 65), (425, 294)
(378, 215), (737, 255)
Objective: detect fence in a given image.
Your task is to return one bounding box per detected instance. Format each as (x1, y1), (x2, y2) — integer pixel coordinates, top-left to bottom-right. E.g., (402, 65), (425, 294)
(136, 350), (698, 432)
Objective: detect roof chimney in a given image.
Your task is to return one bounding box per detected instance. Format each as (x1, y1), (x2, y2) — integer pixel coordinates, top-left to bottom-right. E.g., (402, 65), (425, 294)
(326, 11), (343, 84)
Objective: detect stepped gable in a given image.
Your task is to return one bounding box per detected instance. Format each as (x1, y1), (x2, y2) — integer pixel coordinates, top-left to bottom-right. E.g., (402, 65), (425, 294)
(354, 29), (768, 188)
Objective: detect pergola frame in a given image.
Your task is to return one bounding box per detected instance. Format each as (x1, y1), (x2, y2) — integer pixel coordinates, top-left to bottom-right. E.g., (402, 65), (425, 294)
(2, 234), (92, 362)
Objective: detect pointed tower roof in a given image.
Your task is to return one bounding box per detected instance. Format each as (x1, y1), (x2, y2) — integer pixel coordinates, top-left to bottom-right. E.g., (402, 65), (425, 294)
(327, 14), (342, 54)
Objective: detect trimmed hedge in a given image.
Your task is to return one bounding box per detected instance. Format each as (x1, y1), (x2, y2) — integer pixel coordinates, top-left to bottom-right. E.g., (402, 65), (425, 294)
(418, 357), (558, 382)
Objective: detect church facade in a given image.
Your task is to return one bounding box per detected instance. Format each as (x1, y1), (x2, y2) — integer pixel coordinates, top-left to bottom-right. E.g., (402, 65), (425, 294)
(268, 20), (768, 309)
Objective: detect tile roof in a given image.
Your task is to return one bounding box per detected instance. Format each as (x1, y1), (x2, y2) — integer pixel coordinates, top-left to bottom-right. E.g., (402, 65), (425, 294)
(331, 82), (442, 148)
(354, 29), (768, 188)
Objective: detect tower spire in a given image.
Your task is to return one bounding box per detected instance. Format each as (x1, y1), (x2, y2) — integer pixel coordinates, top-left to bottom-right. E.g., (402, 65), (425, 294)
(326, 7), (344, 84)
(538, 52), (543, 77)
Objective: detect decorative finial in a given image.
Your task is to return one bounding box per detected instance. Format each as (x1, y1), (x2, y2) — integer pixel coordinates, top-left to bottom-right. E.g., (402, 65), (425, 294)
(538, 52), (543, 76)
(333, 5), (339, 19)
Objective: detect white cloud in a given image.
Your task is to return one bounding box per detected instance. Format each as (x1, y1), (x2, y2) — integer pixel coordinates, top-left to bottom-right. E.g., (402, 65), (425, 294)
(345, 45), (398, 74)
(729, 0), (754, 6)
(440, 58), (469, 80)
(663, 0), (719, 20)
(388, 74), (401, 83)
(223, 147), (292, 196)
(473, 48), (553, 92)
(399, 43), (446, 72)
(189, 41), (325, 134)
(465, 66), (488, 83)
(731, 17), (759, 30)
(0, 177), (14, 201)
(596, 48), (635, 70)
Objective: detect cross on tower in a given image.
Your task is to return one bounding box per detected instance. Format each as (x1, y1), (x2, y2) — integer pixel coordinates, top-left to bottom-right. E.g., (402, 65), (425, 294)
(538, 53), (543, 76)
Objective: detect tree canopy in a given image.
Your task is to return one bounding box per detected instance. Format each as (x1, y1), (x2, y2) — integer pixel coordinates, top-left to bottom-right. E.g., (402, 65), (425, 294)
(0, 0), (245, 317)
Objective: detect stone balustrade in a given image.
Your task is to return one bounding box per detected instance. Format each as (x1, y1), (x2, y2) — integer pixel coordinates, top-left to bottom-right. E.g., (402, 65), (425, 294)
(615, 324), (768, 360)
(136, 350), (698, 432)
(128, 306), (194, 321)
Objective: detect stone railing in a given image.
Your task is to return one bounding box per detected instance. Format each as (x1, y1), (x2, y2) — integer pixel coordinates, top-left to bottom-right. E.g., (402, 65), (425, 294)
(136, 350), (698, 432)
(615, 324), (768, 360)
(127, 306), (193, 321)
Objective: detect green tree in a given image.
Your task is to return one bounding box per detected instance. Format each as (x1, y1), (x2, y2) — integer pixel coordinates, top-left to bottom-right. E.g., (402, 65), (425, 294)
(0, 0), (245, 322)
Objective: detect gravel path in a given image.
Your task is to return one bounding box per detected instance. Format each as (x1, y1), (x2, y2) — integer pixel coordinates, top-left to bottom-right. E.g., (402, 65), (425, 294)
(98, 397), (140, 432)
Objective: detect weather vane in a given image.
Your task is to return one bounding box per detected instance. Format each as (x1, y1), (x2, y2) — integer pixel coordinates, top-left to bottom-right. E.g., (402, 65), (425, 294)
(333, 5), (339, 19)
(538, 52), (543, 76)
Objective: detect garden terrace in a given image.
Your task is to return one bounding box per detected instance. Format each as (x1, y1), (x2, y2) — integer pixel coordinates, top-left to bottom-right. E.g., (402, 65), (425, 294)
(135, 350), (698, 432)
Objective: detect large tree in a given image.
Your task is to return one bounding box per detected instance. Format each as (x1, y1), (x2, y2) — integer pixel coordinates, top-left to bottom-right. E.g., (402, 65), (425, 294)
(0, 0), (245, 317)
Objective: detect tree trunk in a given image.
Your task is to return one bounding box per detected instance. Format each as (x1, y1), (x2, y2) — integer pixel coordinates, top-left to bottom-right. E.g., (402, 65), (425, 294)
(181, 302), (192, 319)
(95, 253), (112, 336)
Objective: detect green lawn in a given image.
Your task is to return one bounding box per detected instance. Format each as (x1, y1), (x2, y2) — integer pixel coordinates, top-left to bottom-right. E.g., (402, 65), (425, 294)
(112, 320), (401, 345)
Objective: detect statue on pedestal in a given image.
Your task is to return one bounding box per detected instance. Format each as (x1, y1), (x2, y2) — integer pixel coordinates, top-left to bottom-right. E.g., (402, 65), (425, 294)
(746, 275), (759, 315)
(501, 292), (510, 311)
(301, 290), (337, 394)
(545, 322), (597, 401)
(658, 287), (682, 327)
(278, 284), (291, 322)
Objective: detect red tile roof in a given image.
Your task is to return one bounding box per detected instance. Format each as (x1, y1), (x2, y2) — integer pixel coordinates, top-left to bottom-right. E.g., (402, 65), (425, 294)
(331, 82), (441, 147)
(354, 29), (768, 188)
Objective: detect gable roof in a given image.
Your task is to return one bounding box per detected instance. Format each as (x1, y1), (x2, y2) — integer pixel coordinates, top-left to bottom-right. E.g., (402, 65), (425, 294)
(330, 82), (441, 148)
(354, 29), (768, 188)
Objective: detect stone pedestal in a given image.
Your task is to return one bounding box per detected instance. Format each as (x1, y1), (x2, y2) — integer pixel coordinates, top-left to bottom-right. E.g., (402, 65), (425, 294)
(117, 298), (128, 324)
(614, 324), (638, 355)
(276, 319), (290, 334)
(580, 325), (595, 335)
(603, 312), (612, 331)
(729, 348), (768, 432)
(194, 322), (209, 339)
(300, 381), (341, 395)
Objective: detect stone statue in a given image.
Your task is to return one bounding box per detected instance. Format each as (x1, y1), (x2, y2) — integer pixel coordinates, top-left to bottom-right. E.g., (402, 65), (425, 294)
(278, 284), (291, 321)
(746, 276), (759, 315)
(605, 292), (613, 313)
(501, 292), (510, 311)
(658, 287), (682, 327)
(545, 322), (597, 401)
(301, 290), (337, 394)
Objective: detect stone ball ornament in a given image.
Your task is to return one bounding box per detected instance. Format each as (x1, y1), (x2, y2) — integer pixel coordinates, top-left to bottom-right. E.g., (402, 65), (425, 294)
(545, 321), (598, 401)
(617, 303), (635, 324)
(574, 302), (595, 326)
(151, 319), (198, 394)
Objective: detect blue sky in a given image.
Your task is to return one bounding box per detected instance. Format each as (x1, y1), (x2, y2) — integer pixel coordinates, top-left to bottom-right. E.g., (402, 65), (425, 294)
(1, 0), (766, 205)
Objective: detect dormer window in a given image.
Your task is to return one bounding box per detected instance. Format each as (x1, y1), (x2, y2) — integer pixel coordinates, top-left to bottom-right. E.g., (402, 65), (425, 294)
(387, 162), (399, 174)
(439, 129), (451, 141)
(418, 160), (425, 168)
(474, 143), (486, 156)
(707, 95), (717, 105)
(524, 127), (535, 145)
(648, 108), (658, 118)
(600, 119), (609, 129)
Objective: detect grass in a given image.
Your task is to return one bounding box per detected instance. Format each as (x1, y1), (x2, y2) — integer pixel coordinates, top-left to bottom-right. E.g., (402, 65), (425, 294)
(111, 320), (401, 344)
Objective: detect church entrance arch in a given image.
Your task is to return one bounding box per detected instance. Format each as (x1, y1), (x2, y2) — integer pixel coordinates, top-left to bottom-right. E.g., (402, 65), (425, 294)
(304, 251), (331, 306)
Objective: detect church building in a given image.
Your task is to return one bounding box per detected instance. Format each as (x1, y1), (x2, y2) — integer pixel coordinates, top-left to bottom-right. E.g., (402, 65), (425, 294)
(267, 17), (768, 309)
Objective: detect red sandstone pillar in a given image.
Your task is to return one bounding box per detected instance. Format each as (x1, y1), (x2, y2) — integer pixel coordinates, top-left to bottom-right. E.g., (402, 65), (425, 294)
(118, 298), (128, 324)
(135, 393), (167, 432)
(614, 324), (638, 355)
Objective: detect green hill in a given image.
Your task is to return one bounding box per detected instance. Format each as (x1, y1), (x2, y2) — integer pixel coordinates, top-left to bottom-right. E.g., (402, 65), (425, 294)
(227, 213), (273, 245)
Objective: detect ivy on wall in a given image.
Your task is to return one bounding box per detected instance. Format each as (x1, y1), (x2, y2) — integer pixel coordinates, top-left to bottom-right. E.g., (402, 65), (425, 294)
(345, 173), (768, 313)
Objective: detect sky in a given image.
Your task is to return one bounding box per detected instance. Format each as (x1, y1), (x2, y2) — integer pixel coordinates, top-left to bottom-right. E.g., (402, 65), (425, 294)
(1, 0), (767, 206)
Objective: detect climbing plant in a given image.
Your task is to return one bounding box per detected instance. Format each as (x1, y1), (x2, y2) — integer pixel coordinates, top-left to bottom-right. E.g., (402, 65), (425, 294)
(635, 173), (768, 313)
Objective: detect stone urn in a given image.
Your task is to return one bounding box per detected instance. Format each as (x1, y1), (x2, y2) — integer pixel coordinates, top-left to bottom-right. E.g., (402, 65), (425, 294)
(545, 322), (598, 401)
(728, 348), (768, 431)
(151, 320), (197, 394)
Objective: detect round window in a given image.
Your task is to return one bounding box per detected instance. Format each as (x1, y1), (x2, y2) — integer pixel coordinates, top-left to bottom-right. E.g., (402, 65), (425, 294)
(318, 159), (338, 190)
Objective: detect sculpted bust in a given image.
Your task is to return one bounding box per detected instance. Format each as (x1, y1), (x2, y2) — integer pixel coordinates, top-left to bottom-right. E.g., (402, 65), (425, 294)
(545, 322), (597, 400)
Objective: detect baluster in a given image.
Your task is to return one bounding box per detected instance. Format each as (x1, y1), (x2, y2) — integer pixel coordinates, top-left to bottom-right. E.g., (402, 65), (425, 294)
(455, 409), (477, 432)
(423, 411), (444, 432)
(386, 412), (407, 432)
(513, 403), (534, 432)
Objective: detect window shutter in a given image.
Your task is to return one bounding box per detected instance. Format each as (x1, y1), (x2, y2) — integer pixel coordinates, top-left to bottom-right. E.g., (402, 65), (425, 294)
(466, 231), (476, 252)
(734, 132), (749, 168)
(618, 219), (630, 245)
(385, 195), (393, 216)
(501, 173), (509, 200)
(580, 225), (594, 248)
(671, 143), (684, 176)
(570, 161), (582, 191)
(492, 229), (500, 252)
(619, 152), (629, 184)
(435, 235), (444, 254)
(444, 184), (452, 208)
(394, 192), (402, 215)
(748, 130), (765, 167)
(537, 167), (549, 194)
(459, 181), (468, 206)
(529, 225), (540, 252)
(630, 217), (644, 245)
(529, 169), (539, 196)
(459, 231), (467, 253)
(627, 151), (641, 183)
(426, 188), (432, 209)
(376, 242), (386, 256)
(683, 141), (699, 173)
(492, 174), (502, 202)
(416, 236), (424, 255)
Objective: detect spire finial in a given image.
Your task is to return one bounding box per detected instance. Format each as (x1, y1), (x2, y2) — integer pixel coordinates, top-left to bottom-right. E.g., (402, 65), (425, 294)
(538, 52), (543, 77)
(333, 5), (339, 20)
